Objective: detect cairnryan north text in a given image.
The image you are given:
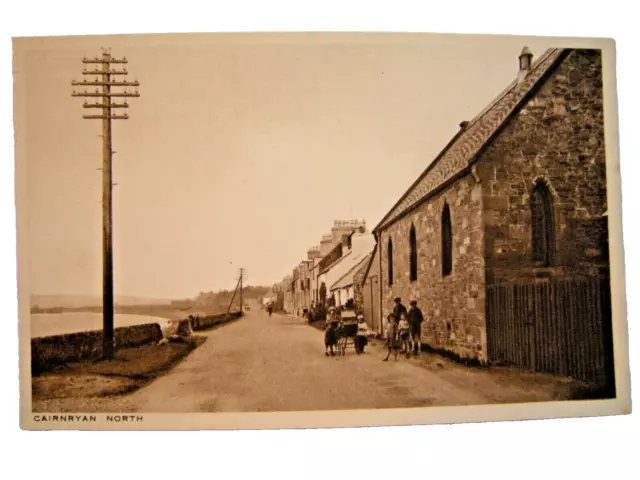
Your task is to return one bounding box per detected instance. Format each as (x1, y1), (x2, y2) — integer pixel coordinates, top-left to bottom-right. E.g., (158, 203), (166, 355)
(33, 415), (144, 423)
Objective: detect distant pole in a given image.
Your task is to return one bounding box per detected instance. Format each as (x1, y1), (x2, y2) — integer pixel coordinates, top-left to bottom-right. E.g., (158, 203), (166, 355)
(72, 48), (140, 359)
(239, 268), (244, 313)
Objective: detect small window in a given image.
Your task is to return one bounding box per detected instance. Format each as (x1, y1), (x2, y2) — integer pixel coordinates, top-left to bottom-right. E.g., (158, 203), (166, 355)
(531, 180), (555, 266)
(442, 204), (452, 276)
(387, 238), (394, 286)
(409, 224), (418, 281)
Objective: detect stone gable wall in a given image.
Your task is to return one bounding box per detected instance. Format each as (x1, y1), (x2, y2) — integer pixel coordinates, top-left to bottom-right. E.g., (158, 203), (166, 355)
(379, 175), (486, 361)
(477, 49), (608, 283)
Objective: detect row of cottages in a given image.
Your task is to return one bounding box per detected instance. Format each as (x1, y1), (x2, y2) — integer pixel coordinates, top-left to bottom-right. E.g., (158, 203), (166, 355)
(275, 220), (375, 315)
(361, 47), (615, 391)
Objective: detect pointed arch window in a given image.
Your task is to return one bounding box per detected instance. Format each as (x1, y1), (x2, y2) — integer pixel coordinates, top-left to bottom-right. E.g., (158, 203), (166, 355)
(531, 180), (555, 266)
(442, 204), (453, 277)
(387, 238), (394, 286)
(409, 224), (418, 282)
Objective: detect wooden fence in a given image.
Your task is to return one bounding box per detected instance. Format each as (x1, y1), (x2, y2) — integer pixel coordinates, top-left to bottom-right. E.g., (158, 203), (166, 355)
(363, 276), (381, 334)
(486, 277), (615, 388)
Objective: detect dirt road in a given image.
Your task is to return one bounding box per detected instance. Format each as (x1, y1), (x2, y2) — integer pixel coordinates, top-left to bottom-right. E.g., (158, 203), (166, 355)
(116, 310), (509, 413)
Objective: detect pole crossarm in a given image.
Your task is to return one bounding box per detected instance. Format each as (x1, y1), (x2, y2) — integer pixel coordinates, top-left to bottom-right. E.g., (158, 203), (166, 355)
(72, 80), (140, 87)
(72, 91), (140, 97)
(82, 56), (128, 64)
(83, 102), (129, 108)
(83, 114), (130, 120)
(83, 68), (129, 75)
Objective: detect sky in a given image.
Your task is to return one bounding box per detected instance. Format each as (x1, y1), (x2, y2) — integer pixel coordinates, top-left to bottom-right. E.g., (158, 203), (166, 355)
(15, 33), (556, 300)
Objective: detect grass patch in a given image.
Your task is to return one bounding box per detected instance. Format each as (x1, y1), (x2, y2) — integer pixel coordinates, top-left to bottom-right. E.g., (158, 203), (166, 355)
(32, 336), (206, 402)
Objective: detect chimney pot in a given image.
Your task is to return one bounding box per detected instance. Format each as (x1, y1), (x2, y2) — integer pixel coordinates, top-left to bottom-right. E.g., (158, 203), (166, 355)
(519, 46), (533, 72)
(459, 121), (469, 130)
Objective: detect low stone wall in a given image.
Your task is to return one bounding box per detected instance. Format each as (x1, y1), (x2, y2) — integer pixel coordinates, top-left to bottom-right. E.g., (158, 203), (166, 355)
(31, 312), (244, 374)
(31, 323), (163, 374)
(190, 311), (243, 331)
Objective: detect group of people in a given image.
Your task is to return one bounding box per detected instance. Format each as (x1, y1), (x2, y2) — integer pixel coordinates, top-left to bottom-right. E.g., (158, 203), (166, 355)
(323, 306), (372, 356)
(322, 297), (425, 361)
(383, 298), (424, 362)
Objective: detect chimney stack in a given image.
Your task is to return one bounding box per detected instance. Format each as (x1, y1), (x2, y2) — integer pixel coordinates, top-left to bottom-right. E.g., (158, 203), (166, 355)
(517, 46), (533, 84)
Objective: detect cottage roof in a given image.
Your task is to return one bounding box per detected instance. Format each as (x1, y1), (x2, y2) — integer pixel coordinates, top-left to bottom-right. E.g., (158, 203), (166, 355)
(362, 244), (381, 285)
(330, 253), (373, 291)
(373, 48), (568, 233)
(322, 234), (376, 289)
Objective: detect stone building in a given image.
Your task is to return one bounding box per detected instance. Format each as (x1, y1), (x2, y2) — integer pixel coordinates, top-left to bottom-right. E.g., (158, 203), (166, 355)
(327, 233), (375, 306)
(279, 220), (368, 316)
(367, 48), (613, 387)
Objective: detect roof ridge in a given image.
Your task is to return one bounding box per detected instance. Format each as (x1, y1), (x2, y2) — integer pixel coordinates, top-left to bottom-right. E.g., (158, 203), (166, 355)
(373, 47), (567, 233)
(464, 48), (558, 129)
(330, 252), (374, 290)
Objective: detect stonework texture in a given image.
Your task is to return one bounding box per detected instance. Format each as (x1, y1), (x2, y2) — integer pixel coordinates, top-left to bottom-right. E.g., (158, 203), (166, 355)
(379, 175), (486, 362)
(477, 49), (608, 283)
(376, 49), (606, 364)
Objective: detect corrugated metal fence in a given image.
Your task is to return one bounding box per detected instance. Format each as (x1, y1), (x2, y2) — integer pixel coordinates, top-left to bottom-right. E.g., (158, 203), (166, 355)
(486, 277), (614, 388)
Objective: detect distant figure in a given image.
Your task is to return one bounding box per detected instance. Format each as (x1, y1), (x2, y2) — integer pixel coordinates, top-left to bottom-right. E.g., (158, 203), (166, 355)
(383, 313), (400, 362)
(267, 303), (273, 317)
(355, 315), (370, 354)
(408, 299), (424, 355)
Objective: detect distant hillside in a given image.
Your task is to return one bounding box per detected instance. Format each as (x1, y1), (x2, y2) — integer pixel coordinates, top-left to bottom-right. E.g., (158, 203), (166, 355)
(31, 294), (173, 309)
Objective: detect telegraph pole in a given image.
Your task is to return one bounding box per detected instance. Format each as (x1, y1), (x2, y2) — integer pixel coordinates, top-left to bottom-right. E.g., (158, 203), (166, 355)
(239, 268), (244, 313)
(71, 48), (140, 359)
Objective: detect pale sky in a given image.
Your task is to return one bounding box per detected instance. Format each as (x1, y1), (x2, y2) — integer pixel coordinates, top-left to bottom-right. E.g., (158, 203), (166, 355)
(16, 33), (555, 299)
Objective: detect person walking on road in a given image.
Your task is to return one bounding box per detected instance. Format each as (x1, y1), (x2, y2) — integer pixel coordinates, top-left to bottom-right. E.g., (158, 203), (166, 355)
(408, 299), (424, 356)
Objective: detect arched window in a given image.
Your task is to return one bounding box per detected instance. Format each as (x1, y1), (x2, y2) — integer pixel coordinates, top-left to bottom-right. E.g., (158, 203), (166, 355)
(442, 204), (452, 276)
(387, 238), (394, 285)
(409, 224), (418, 281)
(531, 180), (555, 266)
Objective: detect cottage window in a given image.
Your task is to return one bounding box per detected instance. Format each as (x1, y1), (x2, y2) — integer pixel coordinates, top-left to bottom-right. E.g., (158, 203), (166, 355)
(387, 238), (394, 286)
(409, 224), (418, 281)
(442, 204), (453, 276)
(531, 181), (555, 265)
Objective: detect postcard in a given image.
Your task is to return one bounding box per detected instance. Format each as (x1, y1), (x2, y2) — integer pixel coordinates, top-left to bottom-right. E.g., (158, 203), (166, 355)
(13, 32), (631, 430)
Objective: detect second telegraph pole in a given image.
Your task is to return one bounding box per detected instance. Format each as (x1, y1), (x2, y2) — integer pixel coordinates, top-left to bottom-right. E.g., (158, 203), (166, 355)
(72, 48), (140, 359)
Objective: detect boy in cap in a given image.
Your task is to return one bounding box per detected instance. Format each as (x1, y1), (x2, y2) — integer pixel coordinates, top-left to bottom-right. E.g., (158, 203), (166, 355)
(393, 297), (407, 321)
(408, 299), (424, 355)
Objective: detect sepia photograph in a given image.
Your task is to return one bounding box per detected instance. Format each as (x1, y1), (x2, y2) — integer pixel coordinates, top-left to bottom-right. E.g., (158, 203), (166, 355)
(13, 32), (630, 430)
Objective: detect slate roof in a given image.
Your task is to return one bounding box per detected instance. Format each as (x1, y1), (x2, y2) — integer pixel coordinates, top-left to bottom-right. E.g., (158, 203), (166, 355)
(373, 48), (569, 233)
(330, 253), (373, 291)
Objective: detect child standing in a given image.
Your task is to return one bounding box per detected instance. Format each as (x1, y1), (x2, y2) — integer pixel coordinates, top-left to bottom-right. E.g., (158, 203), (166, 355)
(383, 313), (400, 362)
(355, 314), (370, 354)
(324, 307), (339, 356)
(398, 314), (411, 358)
